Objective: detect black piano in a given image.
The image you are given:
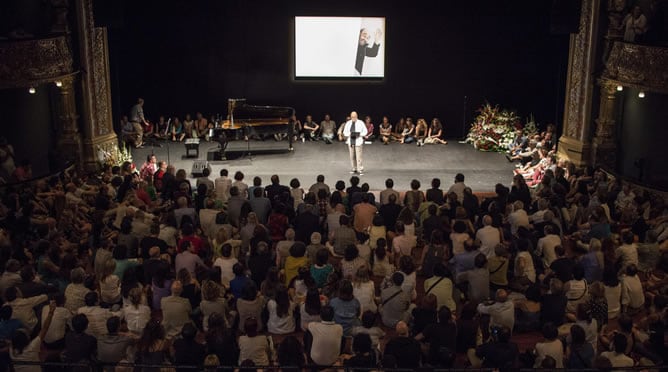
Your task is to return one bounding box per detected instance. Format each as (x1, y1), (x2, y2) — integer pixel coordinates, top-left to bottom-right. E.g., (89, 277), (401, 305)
(210, 99), (295, 159)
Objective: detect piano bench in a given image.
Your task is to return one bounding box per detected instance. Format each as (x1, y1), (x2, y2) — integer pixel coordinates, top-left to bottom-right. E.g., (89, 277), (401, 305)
(185, 139), (200, 158)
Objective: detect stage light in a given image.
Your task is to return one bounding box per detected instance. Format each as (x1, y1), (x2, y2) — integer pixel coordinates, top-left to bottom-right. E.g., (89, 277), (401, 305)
(616, 85), (623, 91)
(28, 87), (36, 94)
(55, 80), (62, 87)
(638, 91), (645, 98)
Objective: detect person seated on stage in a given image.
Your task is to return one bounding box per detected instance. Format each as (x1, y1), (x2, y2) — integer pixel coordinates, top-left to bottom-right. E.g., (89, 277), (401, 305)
(363, 116), (375, 142)
(392, 117), (406, 142)
(379, 116), (393, 145)
(337, 116), (351, 142)
(400, 117), (415, 144)
(183, 114), (196, 138)
(302, 114), (319, 141)
(154, 116), (170, 139)
(415, 118), (428, 147)
(171, 117), (185, 142)
(196, 112), (211, 141)
(506, 128), (527, 158)
(290, 114), (303, 142)
(425, 117), (447, 145)
(320, 114), (337, 144)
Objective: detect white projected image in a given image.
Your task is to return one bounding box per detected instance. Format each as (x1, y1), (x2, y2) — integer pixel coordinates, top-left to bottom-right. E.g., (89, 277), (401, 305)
(295, 17), (385, 78)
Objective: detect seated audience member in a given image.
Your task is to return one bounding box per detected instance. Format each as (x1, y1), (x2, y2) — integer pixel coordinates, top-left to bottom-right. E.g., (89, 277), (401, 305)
(267, 285), (296, 335)
(565, 263), (589, 315)
(458, 253), (490, 303)
(423, 263), (456, 312)
(415, 305), (457, 366)
(200, 280), (230, 332)
(213, 243), (238, 287)
(63, 312), (98, 364)
(371, 239), (394, 278)
(0, 306), (22, 342)
(383, 321), (422, 369)
(380, 272), (412, 328)
(238, 317), (272, 366)
(160, 280), (193, 338)
(472, 325), (518, 369)
(352, 310), (385, 355)
(488, 244), (510, 289)
(236, 281), (264, 333)
(344, 333), (377, 369)
(277, 335), (306, 369)
(173, 323), (206, 370)
(97, 316), (134, 367)
(4, 286), (47, 333)
(620, 263), (645, 315)
(541, 278), (567, 326)
(284, 242), (309, 286)
(135, 319), (171, 369)
(121, 287), (151, 334)
(340, 244), (366, 281)
(230, 262), (251, 300)
(410, 294), (437, 336)
(513, 284), (542, 332)
(600, 332), (635, 368)
(320, 114), (337, 144)
(329, 280), (361, 336)
(352, 266), (377, 314)
(77, 291), (120, 338)
(206, 313), (239, 366)
(41, 294), (71, 350)
(10, 301), (56, 370)
(310, 248), (334, 289)
(477, 289), (515, 332)
(533, 322), (564, 368)
(306, 305), (343, 366)
(566, 324), (595, 369)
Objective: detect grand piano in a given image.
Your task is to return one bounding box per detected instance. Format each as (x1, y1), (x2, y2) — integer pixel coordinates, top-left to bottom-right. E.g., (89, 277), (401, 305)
(211, 99), (295, 158)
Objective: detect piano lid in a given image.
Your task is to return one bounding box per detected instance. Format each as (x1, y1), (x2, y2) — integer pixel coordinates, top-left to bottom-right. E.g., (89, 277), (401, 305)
(227, 98), (294, 120)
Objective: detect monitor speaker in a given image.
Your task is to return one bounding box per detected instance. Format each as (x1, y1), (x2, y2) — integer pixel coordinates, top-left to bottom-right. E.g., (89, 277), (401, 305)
(191, 160), (211, 177)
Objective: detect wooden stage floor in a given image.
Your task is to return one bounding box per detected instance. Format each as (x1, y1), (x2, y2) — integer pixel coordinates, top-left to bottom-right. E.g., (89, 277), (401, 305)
(131, 138), (516, 193)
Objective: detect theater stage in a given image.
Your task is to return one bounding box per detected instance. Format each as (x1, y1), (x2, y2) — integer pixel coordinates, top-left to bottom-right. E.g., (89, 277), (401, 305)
(131, 138), (515, 193)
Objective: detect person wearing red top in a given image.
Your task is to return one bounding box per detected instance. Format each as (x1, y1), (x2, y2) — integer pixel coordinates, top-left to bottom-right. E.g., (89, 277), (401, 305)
(177, 223), (204, 255)
(139, 154), (157, 181)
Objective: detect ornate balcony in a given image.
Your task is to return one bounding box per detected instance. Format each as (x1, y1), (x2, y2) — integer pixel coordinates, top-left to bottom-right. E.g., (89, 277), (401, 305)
(603, 41), (668, 93)
(0, 36), (74, 89)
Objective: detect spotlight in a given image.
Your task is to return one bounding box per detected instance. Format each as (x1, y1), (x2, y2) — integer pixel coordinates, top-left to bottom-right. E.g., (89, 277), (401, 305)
(638, 91), (645, 98)
(616, 85), (623, 91)
(28, 87), (36, 94)
(55, 80), (62, 87)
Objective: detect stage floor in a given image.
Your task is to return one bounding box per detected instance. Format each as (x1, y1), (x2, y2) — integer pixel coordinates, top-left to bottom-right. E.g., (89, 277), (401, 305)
(131, 138), (515, 193)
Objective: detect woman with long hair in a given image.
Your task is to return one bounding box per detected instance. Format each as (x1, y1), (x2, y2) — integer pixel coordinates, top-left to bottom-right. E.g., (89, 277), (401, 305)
(340, 244), (367, 281)
(206, 313), (239, 367)
(121, 287), (151, 334)
(236, 280), (264, 333)
(329, 280), (361, 336)
(267, 285), (296, 334)
(260, 266), (281, 301)
(353, 266), (377, 313)
(419, 229), (448, 277)
(414, 118), (429, 146)
(200, 280), (228, 331)
(135, 319), (170, 371)
(425, 117), (447, 145)
(99, 258), (122, 306)
(300, 288), (323, 331)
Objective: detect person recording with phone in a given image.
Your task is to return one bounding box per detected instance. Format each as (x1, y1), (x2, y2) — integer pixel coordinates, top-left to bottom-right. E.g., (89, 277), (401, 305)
(343, 111), (368, 175)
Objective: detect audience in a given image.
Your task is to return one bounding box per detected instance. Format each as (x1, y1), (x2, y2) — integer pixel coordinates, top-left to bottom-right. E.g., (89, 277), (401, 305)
(1, 154), (666, 370)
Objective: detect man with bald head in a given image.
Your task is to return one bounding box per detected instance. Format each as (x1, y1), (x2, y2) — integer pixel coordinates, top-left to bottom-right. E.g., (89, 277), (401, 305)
(342, 111), (368, 175)
(383, 321), (422, 368)
(476, 289), (515, 332)
(161, 280), (193, 338)
(475, 215), (502, 258)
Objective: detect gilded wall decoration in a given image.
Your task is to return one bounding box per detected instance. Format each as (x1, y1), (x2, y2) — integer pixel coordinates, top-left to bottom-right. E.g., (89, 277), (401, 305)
(603, 42), (668, 93)
(0, 37), (73, 88)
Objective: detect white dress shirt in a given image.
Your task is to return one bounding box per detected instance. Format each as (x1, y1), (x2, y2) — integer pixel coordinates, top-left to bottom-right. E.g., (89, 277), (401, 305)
(343, 119), (368, 146)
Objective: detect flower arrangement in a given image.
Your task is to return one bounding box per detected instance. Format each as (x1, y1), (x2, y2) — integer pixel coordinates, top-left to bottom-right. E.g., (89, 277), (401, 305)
(97, 142), (133, 168)
(465, 103), (538, 152)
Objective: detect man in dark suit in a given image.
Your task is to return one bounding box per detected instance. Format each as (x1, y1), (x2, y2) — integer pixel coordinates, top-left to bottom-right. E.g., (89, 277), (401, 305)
(355, 28), (382, 75)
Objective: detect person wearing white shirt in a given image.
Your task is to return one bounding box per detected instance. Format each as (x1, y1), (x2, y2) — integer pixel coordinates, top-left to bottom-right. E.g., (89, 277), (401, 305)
(446, 173), (467, 202)
(307, 306), (343, 366)
(41, 295), (72, 348)
(121, 288), (151, 334)
(214, 169), (232, 203)
(5, 287), (47, 333)
(342, 111), (368, 174)
(77, 292), (122, 338)
(508, 201), (530, 235)
(537, 225), (562, 268)
(620, 264), (645, 314)
(601, 333), (635, 368)
(475, 215), (501, 258)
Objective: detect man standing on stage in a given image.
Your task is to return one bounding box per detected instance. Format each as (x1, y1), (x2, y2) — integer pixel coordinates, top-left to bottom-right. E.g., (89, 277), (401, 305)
(343, 111), (368, 175)
(129, 98), (149, 148)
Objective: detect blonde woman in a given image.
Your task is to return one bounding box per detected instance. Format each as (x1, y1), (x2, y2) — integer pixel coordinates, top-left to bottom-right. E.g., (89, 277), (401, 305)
(200, 280), (229, 331)
(99, 259), (122, 306)
(353, 266), (377, 313)
(121, 287), (151, 334)
(415, 118), (428, 146)
(425, 118), (447, 144)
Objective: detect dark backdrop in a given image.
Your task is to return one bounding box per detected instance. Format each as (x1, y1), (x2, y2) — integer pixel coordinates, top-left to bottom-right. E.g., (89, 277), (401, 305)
(98, 0), (570, 138)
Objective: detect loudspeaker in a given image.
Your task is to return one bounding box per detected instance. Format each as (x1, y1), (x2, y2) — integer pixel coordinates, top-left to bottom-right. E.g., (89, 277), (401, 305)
(191, 160), (211, 177)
